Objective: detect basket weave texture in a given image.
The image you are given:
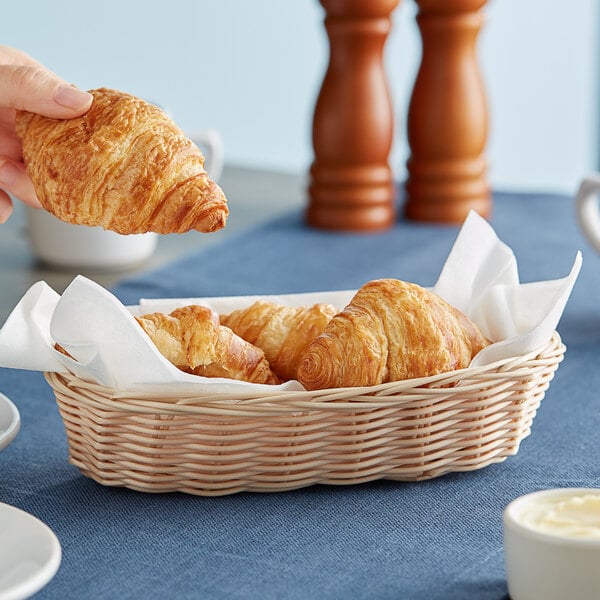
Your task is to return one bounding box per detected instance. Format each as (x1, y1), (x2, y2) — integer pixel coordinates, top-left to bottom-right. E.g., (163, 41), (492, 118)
(46, 332), (565, 496)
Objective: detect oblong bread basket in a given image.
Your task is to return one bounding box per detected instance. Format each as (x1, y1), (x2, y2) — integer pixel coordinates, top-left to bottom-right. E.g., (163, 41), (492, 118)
(45, 331), (565, 496)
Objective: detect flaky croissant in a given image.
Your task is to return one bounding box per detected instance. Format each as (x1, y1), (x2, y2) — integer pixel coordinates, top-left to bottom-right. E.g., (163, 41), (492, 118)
(15, 87), (228, 234)
(136, 305), (279, 385)
(297, 278), (490, 390)
(220, 301), (337, 381)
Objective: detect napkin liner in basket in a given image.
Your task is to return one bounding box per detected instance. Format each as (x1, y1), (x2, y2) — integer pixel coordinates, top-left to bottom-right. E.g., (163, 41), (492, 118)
(0, 212), (581, 395)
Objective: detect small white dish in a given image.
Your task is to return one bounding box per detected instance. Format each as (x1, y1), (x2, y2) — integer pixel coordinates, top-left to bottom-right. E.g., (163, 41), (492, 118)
(0, 393), (20, 450)
(504, 488), (600, 600)
(0, 503), (62, 600)
(26, 207), (158, 271)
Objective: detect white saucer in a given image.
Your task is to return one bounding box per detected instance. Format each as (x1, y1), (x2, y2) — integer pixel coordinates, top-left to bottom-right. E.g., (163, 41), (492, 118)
(0, 393), (20, 450)
(0, 503), (62, 600)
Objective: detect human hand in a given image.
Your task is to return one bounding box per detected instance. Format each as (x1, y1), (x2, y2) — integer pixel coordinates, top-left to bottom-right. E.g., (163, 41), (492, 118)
(0, 45), (92, 223)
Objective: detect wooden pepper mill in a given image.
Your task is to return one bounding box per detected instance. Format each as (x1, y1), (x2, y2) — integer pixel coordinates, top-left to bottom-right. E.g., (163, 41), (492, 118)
(307, 0), (399, 232)
(404, 0), (491, 223)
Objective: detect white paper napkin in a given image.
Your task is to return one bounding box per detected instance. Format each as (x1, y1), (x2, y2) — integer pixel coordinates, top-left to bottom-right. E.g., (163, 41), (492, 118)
(433, 211), (581, 366)
(0, 211), (581, 393)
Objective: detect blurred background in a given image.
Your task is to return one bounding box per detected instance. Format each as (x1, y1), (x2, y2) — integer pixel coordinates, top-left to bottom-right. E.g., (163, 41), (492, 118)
(3, 0), (598, 195)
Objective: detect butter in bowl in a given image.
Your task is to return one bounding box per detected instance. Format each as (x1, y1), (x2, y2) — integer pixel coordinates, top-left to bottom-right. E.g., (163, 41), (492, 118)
(504, 488), (600, 600)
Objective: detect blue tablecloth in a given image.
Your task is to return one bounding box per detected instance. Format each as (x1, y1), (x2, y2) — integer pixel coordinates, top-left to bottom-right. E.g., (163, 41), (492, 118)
(1, 190), (599, 599)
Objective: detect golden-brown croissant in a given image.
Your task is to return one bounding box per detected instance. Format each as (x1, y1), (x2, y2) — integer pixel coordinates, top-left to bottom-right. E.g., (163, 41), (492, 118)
(220, 301), (337, 381)
(15, 87), (228, 234)
(297, 278), (490, 390)
(136, 305), (279, 385)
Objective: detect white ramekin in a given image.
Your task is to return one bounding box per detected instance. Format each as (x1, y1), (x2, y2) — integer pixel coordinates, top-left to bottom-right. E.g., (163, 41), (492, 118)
(504, 487), (600, 600)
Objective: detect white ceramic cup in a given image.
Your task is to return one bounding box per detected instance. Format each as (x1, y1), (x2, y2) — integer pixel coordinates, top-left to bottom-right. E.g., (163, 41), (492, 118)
(26, 129), (224, 271)
(575, 173), (600, 252)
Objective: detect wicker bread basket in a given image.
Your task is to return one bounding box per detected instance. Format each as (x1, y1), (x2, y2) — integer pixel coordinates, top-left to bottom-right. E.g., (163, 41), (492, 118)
(45, 331), (564, 496)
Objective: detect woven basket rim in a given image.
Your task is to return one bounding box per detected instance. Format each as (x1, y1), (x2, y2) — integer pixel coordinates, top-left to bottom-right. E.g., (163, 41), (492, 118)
(45, 331), (565, 415)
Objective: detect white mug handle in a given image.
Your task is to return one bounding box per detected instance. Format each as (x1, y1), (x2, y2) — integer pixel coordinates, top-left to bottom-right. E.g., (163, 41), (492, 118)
(189, 129), (224, 183)
(575, 173), (600, 252)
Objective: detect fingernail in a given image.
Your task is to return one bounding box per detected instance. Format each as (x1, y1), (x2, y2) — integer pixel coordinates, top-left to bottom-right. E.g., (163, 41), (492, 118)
(0, 160), (19, 186)
(53, 85), (93, 110)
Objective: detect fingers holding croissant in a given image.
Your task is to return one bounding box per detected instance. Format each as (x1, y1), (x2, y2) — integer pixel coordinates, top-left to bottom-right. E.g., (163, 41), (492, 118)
(15, 87), (228, 234)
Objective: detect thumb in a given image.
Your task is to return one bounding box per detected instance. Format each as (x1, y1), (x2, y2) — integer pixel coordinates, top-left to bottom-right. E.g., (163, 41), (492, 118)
(0, 64), (92, 118)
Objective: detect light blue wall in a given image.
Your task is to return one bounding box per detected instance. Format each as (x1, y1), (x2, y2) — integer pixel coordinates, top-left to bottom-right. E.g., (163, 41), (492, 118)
(3, 0), (598, 194)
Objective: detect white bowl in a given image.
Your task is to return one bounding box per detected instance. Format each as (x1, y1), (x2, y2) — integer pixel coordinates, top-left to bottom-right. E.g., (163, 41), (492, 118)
(504, 488), (600, 600)
(26, 207), (158, 271)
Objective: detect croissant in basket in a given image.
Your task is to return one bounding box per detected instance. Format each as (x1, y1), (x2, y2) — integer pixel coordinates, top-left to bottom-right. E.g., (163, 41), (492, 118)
(136, 305), (280, 385)
(15, 87), (228, 234)
(220, 300), (337, 381)
(297, 278), (490, 390)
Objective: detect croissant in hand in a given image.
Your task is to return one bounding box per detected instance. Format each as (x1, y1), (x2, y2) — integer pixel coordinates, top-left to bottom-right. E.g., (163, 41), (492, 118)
(297, 279), (490, 390)
(136, 305), (279, 385)
(220, 300), (337, 381)
(15, 88), (228, 234)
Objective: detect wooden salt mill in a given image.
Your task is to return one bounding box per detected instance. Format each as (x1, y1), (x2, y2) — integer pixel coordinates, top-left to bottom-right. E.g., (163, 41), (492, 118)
(307, 0), (399, 232)
(404, 0), (491, 223)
